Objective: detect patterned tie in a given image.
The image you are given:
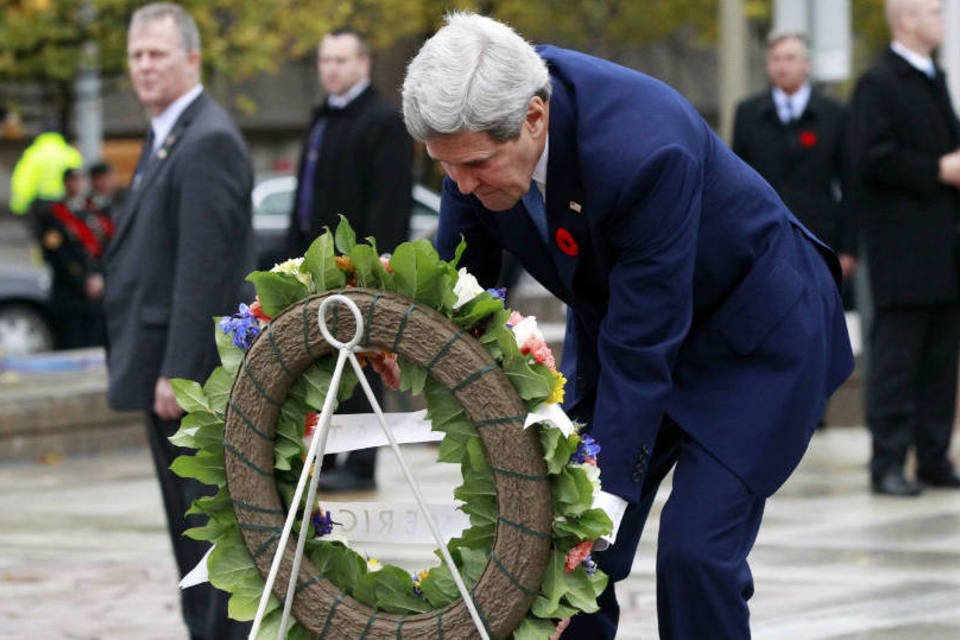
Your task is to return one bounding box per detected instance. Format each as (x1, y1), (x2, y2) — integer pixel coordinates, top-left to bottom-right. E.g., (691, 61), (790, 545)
(522, 179), (549, 244)
(297, 117), (328, 232)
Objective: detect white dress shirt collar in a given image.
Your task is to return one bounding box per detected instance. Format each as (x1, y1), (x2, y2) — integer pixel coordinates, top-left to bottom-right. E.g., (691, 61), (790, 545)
(531, 135), (549, 200)
(328, 78), (370, 109)
(151, 84), (203, 152)
(891, 41), (936, 77)
(771, 82), (811, 124)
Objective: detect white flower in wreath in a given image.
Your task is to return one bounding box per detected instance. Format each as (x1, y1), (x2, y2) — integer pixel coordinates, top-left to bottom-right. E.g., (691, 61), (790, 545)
(452, 267), (484, 309)
(271, 257), (314, 289)
(578, 461), (602, 498)
(511, 315), (544, 349)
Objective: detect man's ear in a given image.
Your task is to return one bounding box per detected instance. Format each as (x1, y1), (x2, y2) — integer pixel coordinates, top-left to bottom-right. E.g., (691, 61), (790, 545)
(188, 50), (201, 76)
(525, 96), (549, 138)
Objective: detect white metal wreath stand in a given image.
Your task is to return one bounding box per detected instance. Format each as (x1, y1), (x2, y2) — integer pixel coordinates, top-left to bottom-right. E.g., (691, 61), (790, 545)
(248, 294), (490, 640)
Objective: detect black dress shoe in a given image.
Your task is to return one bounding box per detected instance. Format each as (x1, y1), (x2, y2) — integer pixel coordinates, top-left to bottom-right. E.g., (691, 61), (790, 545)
(871, 473), (924, 497)
(917, 469), (960, 488)
(317, 468), (376, 493)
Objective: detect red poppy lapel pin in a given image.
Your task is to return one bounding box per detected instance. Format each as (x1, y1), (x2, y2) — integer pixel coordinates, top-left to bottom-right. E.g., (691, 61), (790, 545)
(555, 227), (579, 257)
(799, 130), (818, 147)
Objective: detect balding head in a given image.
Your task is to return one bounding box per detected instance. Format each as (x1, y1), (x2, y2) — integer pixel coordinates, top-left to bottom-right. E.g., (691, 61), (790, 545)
(885, 0), (944, 53)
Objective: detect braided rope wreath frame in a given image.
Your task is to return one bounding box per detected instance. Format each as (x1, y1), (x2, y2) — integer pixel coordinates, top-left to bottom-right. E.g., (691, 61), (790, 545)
(224, 288), (554, 639)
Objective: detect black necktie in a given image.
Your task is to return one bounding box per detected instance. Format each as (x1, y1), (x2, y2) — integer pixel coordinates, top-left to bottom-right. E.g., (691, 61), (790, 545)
(132, 129), (155, 191)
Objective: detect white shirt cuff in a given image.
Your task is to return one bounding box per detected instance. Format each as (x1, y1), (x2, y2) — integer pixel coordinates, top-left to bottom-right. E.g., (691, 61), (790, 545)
(592, 490), (628, 551)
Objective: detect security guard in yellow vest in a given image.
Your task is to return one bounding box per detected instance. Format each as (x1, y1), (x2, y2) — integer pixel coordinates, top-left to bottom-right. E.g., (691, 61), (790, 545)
(9, 129), (83, 215)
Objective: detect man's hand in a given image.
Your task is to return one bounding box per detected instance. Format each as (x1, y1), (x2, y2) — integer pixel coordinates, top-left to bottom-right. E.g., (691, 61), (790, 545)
(938, 150), (960, 187)
(85, 273), (105, 299)
(838, 253), (857, 280)
(550, 618), (571, 639)
(154, 376), (183, 420)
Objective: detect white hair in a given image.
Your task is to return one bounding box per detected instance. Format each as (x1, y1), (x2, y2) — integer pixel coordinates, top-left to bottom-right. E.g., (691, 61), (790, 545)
(402, 12), (552, 142)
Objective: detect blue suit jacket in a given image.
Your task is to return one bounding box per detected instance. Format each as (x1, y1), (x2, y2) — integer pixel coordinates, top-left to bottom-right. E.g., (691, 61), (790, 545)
(437, 46), (854, 502)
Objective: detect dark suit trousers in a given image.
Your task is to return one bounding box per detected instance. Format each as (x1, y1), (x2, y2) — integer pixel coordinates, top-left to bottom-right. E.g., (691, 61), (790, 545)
(145, 413), (251, 640)
(866, 304), (960, 480)
(564, 419), (765, 640)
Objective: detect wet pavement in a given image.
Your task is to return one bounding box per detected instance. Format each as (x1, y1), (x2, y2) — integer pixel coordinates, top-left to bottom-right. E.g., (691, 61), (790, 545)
(1, 427), (959, 639)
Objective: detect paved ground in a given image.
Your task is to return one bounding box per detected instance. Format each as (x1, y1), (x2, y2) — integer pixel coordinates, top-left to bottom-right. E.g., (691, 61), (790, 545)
(1, 427), (959, 639)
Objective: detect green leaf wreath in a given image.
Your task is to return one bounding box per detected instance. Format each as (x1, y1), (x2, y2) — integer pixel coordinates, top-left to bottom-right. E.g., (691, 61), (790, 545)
(169, 216), (612, 639)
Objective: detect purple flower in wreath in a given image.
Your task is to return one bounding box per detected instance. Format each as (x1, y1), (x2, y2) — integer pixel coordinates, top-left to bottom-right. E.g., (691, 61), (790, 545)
(311, 509), (335, 537)
(582, 555), (597, 575)
(486, 287), (506, 303)
(411, 569), (429, 597)
(218, 303), (261, 350)
(569, 434), (601, 465)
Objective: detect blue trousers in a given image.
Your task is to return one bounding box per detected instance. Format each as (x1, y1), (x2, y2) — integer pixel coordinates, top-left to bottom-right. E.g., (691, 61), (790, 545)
(565, 420), (766, 639)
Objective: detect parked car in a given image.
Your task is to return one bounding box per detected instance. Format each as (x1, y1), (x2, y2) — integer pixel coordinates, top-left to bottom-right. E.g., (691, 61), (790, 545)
(0, 258), (55, 355)
(251, 175), (441, 270)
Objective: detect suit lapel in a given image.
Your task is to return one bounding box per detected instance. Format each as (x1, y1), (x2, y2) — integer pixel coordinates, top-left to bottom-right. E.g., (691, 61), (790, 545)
(760, 91), (779, 124)
(109, 93), (207, 257)
(544, 79), (587, 293)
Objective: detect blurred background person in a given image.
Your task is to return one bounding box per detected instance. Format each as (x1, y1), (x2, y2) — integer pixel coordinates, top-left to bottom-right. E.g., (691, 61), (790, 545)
(287, 27), (413, 492)
(9, 125), (83, 216)
(102, 3), (254, 637)
(847, 0), (960, 496)
(32, 168), (107, 349)
(85, 160), (120, 220)
(733, 30), (856, 287)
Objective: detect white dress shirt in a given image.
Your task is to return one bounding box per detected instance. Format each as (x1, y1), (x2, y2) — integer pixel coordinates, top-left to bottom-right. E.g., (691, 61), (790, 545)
(772, 82), (811, 124)
(151, 84), (203, 152)
(327, 78), (370, 109)
(891, 41), (937, 78)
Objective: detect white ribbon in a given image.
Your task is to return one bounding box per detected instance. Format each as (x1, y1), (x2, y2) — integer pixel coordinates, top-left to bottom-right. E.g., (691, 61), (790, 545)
(302, 410), (441, 452)
(179, 546), (213, 589)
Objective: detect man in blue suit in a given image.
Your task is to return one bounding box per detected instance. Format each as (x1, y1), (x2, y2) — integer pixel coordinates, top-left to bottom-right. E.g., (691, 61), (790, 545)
(403, 13), (853, 639)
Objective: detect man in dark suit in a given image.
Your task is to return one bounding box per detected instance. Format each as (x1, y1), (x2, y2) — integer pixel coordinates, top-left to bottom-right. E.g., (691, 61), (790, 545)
(848, 0), (960, 496)
(733, 30), (857, 282)
(287, 28), (413, 492)
(403, 13), (853, 639)
(102, 4), (254, 637)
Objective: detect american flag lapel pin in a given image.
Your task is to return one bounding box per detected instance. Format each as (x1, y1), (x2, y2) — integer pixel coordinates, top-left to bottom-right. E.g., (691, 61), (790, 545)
(569, 201), (582, 213)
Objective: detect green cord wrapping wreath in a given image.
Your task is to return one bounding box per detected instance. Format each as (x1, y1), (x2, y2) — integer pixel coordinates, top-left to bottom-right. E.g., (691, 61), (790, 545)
(169, 217), (612, 639)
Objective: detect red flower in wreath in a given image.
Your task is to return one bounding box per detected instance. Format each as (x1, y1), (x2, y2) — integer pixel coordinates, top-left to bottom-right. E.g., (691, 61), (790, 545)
(555, 227), (579, 256)
(799, 130), (818, 148)
(304, 412), (320, 438)
(249, 297), (271, 322)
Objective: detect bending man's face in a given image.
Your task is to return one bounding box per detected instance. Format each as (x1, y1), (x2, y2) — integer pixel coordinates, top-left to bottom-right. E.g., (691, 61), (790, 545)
(425, 97), (549, 212)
